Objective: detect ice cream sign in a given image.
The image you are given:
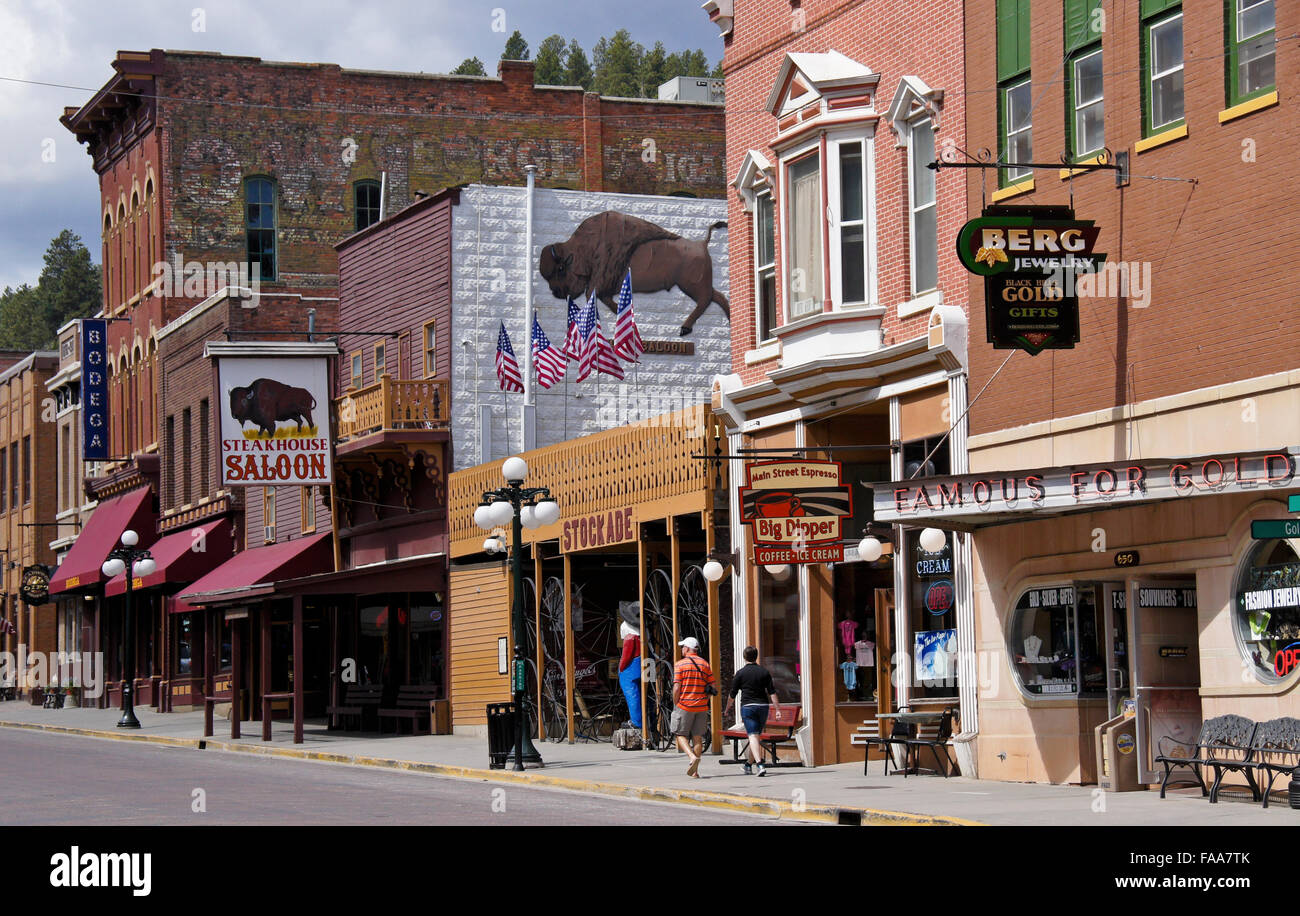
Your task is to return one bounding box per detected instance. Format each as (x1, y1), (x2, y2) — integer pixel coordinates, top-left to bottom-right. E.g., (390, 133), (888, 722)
(739, 460), (852, 564)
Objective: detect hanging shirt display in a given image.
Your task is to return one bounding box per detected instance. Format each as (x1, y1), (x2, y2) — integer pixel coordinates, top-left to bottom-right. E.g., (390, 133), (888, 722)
(838, 619), (858, 655)
(839, 661), (857, 690)
(854, 639), (875, 667)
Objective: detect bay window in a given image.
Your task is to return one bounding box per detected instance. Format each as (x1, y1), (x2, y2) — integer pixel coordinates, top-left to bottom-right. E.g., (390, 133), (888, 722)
(753, 192), (777, 342)
(785, 152), (823, 319)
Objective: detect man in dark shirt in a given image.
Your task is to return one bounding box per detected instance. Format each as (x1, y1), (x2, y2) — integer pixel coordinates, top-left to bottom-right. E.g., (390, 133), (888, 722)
(724, 646), (779, 776)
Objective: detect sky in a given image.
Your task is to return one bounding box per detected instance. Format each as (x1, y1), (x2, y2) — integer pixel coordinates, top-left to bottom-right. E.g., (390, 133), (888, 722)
(0, 0), (724, 290)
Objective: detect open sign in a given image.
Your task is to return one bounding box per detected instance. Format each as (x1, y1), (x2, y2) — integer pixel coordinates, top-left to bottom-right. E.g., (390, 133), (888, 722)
(925, 580), (955, 616)
(1274, 642), (1300, 677)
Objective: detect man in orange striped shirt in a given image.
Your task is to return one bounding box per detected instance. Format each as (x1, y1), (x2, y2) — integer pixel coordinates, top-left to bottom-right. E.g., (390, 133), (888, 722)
(672, 637), (715, 777)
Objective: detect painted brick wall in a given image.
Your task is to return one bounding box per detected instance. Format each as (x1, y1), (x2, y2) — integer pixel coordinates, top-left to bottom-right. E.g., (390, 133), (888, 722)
(449, 185), (730, 469)
(719, 0), (969, 386)
(963, 0), (1300, 436)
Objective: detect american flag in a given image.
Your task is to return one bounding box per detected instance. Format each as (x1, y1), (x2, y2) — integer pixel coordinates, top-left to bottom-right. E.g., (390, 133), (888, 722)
(531, 316), (566, 389)
(613, 269), (644, 363)
(563, 297), (583, 361)
(576, 296), (624, 381)
(495, 322), (524, 393)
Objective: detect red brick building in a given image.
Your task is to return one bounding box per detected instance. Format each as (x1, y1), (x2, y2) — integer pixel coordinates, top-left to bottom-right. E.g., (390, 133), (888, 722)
(708, 0), (974, 766)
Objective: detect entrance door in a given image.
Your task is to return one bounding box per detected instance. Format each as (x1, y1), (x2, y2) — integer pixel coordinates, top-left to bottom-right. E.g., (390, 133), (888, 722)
(1100, 583), (1129, 719)
(1127, 580), (1202, 784)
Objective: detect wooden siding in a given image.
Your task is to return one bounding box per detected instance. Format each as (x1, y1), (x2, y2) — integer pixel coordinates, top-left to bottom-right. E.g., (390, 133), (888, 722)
(448, 559), (511, 727)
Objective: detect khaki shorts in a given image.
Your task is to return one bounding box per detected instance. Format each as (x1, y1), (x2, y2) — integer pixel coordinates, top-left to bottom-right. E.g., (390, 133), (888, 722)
(671, 707), (709, 739)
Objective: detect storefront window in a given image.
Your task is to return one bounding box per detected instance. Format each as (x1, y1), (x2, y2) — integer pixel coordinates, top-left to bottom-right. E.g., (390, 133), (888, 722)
(218, 616), (233, 672)
(833, 560), (887, 703)
(909, 530), (958, 699)
(759, 565), (801, 704)
(174, 613), (195, 676)
(410, 595), (446, 693)
(1235, 538), (1300, 681)
(359, 602), (390, 685)
(1010, 584), (1105, 697)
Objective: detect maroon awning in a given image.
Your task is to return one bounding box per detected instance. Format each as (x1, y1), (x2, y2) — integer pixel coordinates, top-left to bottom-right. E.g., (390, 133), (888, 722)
(104, 518), (235, 597)
(174, 532), (333, 611)
(49, 487), (156, 595)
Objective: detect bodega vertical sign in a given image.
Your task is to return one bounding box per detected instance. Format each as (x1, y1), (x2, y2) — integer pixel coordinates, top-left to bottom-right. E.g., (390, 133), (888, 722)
(80, 318), (109, 461)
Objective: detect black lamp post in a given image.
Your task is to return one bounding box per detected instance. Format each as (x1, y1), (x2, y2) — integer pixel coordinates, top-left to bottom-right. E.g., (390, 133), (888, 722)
(475, 455), (560, 770)
(101, 530), (156, 729)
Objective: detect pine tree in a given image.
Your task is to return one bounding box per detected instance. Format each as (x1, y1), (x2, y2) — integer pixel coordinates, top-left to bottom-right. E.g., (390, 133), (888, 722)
(502, 30), (529, 61)
(452, 57), (487, 76)
(711, 59), (724, 79)
(594, 29), (643, 98)
(0, 231), (101, 349)
(534, 34), (567, 85)
(683, 49), (710, 77)
(638, 40), (669, 98)
(564, 40), (593, 89)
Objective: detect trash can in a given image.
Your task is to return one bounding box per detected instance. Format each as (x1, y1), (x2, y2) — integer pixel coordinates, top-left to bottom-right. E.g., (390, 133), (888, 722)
(487, 702), (518, 770)
(1095, 712), (1142, 791)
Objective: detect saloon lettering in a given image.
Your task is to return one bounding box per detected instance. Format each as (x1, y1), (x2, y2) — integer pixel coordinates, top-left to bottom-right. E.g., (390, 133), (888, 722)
(562, 507), (634, 551)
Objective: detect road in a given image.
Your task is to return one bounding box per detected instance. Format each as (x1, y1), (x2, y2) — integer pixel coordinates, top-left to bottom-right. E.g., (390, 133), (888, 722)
(0, 728), (806, 826)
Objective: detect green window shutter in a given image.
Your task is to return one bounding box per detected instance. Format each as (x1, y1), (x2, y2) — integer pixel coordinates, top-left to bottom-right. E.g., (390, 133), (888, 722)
(1140, 0), (1179, 17)
(1064, 0), (1102, 53)
(997, 0), (1032, 81)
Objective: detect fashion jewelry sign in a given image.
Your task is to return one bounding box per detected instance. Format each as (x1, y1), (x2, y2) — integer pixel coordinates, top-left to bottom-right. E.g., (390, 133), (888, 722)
(208, 342), (337, 487)
(739, 460), (852, 564)
(874, 449), (1298, 523)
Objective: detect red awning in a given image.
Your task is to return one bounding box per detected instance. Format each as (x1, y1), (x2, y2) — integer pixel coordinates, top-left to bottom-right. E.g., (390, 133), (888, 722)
(174, 532), (333, 611)
(104, 518), (235, 597)
(49, 487), (156, 595)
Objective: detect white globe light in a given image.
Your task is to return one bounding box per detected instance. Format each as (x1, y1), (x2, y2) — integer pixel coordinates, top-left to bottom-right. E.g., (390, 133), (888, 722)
(502, 456), (528, 483)
(919, 527), (947, 553)
(488, 500), (515, 527)
(520, 505), (539, 530)
(534, 500), (560, 527)
(483, 537), (502, 554)
(764, 564), (791, 580)
(473, 505), (494, 530)
(857, 537), (883, 563)
(101, 557), (126, 578)
(120, 530), (139, 547)
(134, 557), (157, 577)
(702, 560), (726, 582)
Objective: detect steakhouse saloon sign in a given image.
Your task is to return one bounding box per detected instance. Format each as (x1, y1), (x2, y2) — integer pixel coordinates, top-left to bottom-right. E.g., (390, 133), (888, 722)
(874, 450), (1298, 523)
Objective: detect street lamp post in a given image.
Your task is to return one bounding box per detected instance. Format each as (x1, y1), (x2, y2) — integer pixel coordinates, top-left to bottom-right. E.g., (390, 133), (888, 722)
(101, 530), (156, 729)
(475, 456), (560, 771)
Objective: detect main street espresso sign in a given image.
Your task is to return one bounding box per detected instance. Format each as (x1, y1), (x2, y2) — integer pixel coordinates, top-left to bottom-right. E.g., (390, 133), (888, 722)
(956, 205), (1104, 355)
(739, 460), (852, 564)
(875, 449), (1298, 523)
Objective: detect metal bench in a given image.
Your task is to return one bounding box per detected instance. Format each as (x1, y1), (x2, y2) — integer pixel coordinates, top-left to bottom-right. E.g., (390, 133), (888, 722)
(1155, 714), (1258, 802)
(719, 703), (803, 767)
(326, 684), (383, 731)
(1240, 716), (1300, 809)
(378, 685), (440, 735)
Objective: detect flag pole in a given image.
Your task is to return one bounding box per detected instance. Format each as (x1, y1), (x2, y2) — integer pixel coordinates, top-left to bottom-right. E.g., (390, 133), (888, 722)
(522, 165), (537, 452)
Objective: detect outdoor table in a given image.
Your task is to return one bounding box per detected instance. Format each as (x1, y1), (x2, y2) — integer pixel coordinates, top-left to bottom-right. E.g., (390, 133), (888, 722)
(875, 711), (946, 774)
(261, 691), (298, 743)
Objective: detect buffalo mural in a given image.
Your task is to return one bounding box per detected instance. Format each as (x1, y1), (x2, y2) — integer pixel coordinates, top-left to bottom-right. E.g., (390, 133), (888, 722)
(538, 211), (728, 336)
(229, 378), (317, 438)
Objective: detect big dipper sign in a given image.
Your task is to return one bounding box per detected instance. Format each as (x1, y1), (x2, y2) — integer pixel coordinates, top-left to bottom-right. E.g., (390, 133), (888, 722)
(739, 460), (852, 564)
(957, 205), (1104, 355)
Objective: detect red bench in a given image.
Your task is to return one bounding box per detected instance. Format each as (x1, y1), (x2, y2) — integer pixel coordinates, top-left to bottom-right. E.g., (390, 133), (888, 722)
(720, 703), (803, 768)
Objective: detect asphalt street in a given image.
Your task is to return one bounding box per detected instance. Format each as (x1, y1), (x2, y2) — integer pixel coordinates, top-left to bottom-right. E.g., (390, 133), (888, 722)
(0, 728), (806, 826)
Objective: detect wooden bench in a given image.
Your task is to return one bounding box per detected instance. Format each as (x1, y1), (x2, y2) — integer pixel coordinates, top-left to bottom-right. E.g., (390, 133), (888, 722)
(326, 684), (383, 731)
(720, 703), (803, 767)
(378, 685), (440, 735)
(1155, 714), (1257, 802)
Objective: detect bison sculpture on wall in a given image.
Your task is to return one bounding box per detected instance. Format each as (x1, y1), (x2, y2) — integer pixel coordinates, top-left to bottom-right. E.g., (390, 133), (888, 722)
(538, 211), (728, 336)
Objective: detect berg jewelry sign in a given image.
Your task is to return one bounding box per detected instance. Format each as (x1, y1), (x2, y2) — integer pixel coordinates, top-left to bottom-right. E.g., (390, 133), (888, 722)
(738, 460), (852, 564)
(957, 205), (1104, 355)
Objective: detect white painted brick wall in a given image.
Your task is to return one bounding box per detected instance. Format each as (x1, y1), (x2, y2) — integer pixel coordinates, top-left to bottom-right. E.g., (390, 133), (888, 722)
(451, 185), (730, 470)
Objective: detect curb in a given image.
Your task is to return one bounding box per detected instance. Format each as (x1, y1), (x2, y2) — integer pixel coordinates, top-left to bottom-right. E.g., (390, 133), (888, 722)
(0, 719), (980, 826)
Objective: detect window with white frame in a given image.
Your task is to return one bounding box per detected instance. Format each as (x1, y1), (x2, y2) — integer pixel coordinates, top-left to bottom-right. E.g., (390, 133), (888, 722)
(1144, 10), (1185, 134)
(753, 192), (777, 342)
(908, 120), (938, 296)
(785, 152), (823, 318)
(830, 138), (869, 306)
(1002, 78), (1033, 183)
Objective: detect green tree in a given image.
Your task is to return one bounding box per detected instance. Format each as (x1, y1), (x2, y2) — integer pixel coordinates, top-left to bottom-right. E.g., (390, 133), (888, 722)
(711, 59), (724, 79)
(682, 49), (711, 77)
(534, 34), (568, 85)
(0, 231), (101, 350)
(638, 40), (669, 98)
(502, 30), (529, 61)
(564, 40), (593, 89)
(452, 57), (487, 76)
(594, 29), (642, 98)
(0, 284), (48, 351)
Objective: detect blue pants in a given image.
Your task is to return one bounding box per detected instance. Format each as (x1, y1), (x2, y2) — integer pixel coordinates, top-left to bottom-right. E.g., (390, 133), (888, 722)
(618, 660), (642, 728)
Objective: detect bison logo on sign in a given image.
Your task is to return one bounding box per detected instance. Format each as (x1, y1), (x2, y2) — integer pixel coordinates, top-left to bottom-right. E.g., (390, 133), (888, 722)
(229, 378), (317, 438)
(538, 211), (729, 337)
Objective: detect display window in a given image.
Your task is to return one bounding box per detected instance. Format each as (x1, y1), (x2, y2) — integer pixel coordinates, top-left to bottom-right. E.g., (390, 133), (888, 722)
(1235, 537), (1300, 681)
(759, 565), (801, 704)
(173, 612), (195, 677)
(832, 559), (889, 703)
(908, 530), (958, 699)
(1009, 583), (1105, 697)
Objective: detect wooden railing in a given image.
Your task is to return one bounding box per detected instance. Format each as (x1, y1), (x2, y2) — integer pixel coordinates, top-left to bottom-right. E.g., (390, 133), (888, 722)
(335, 377), (450, 441)
(449, 404), (725, 550)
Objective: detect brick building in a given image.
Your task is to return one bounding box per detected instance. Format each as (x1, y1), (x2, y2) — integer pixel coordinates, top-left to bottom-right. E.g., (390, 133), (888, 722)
(708, 0), (974, 766)
(870, 0), (1300, 787)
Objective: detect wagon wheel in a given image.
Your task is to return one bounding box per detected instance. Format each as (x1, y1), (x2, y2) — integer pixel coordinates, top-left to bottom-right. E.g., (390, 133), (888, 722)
(678, 565), (709, 657)
(521, 577), (540, 740)
(539, 576), (569, 742)
(642, 567), (676, 750)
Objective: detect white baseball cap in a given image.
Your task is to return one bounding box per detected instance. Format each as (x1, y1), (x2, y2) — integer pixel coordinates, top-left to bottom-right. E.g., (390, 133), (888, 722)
(678, 637), (700, 650)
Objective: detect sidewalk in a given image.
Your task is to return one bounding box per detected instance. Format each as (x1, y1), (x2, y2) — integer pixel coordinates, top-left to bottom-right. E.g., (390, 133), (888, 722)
(1, 699), (1293, 825)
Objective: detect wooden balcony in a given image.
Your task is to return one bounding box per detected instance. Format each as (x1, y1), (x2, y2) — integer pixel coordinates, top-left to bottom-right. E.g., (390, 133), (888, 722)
(334, 377), (450, 455)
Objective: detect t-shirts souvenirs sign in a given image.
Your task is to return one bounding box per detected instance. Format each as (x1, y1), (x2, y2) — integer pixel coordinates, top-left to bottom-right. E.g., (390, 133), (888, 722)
(739, 460), (852, 564)
(216, 354), (333, 486)
(956, 205), (1104, 355)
